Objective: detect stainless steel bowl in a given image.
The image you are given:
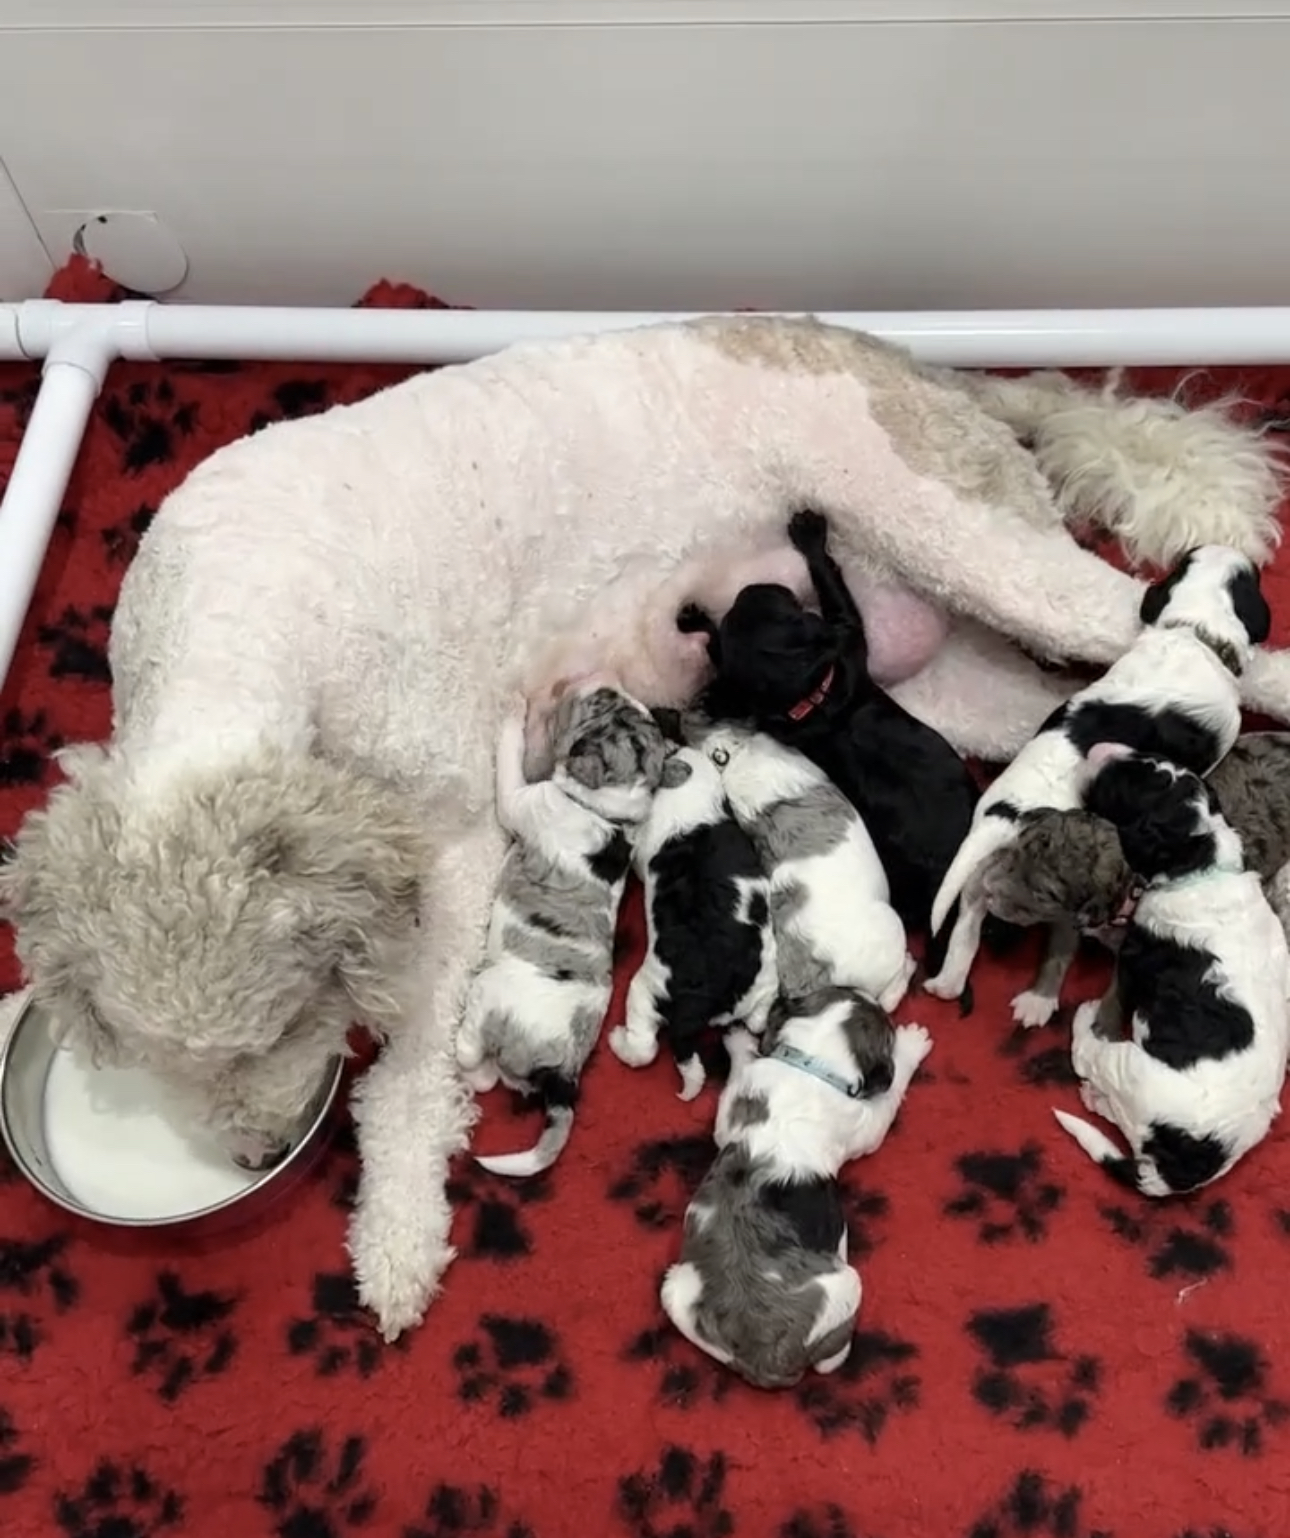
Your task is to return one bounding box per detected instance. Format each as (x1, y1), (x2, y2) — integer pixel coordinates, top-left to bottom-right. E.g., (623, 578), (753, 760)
(0, 994), (345, 1237)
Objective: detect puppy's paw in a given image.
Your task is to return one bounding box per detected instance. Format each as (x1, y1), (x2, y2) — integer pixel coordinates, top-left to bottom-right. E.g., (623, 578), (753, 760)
(1011, 989), (1059, 1030)
(921, 970), (962, 1002)
(608, 1024), (658, 1068)
(676, 602), (715, 636)
(1071, 999), (1100, 1037)
(895, 1022), (934, 1068)
(461, 1062), (500, 1094)
(677, 1057), (706, 1102)
(788, 508), (830, 552)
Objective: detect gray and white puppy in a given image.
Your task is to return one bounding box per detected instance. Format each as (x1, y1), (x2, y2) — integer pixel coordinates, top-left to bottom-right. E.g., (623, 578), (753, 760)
(660, 988), (932, 1390)
(456, 682), (668, 1176)
(983, 731), (1290, 1028)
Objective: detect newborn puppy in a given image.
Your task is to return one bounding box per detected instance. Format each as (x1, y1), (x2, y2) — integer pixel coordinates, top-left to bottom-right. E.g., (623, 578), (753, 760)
(1054, 744), (1290, 1197)
(981, 809), (1138, 1029)
(926, 545), (1270, 1002)
(985, 731), (1290, 1028)
(693, 718), (916, 1012)
(678, 509), (981, 985)
(610, 731), (778, 1101)
(457, 683), (668, 1176)
(660, 989), (932, 1389)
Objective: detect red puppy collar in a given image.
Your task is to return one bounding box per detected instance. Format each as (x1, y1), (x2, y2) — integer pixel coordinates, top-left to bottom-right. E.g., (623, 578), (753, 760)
(786, 665), (836, 722)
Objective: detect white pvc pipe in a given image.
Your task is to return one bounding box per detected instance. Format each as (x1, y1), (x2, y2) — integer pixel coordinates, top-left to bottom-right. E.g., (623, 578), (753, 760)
(3, 294), (1290, 693)
(0, 358), (102, 687)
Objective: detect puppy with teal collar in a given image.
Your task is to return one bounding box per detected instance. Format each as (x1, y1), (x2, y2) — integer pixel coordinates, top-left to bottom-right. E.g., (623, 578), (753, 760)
(660, 987), (932, 1389)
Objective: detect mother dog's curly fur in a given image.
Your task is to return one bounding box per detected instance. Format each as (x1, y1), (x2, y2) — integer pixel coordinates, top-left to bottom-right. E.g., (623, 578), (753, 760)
(2, 315), (1287, 1340)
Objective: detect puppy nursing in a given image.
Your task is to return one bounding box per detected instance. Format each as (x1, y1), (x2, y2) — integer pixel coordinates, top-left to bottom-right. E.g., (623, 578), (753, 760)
(457, 684), (667, 1175)
(1055, 746), (1290, 1197)
(661, 992), (932, 1389)
(926, 546), (1270, 1002)
(610, 733), (778, 1100)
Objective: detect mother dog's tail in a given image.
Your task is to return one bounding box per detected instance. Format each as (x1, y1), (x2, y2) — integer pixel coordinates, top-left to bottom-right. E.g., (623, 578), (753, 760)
(474, 1070), (577, 1179)
(947, 367), (1284, 571)
(1052, 1110), (1172, 1198)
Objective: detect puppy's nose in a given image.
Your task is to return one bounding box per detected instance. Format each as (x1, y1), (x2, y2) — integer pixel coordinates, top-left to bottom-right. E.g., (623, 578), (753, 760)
(863, 1062), (894, 1098)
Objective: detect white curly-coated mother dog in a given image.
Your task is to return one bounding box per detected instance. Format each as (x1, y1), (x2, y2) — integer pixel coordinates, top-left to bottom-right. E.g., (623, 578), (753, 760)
(2, 315), (1287, 1340)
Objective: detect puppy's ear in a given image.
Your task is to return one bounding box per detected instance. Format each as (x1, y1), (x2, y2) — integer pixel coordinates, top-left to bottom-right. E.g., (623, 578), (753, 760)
(659, 754), (693, 791)
(1139, 552), (1195, 626)
(1228, 562), (1272, 645)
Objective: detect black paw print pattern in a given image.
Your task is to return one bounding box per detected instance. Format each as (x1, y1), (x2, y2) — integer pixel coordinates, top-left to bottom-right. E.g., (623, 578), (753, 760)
(453, 1315), (574, 1418)
(1101, 1197), (1233, 1284)
(997, 1025), (1080, 1090)
(101, 502), (156, 566)
(779, 1503), (865, 1538)
(608, 1134), (713, 1231)
(406, 1483), (535, 1538)
(839, 1182), (890, 1263)
(36, 603), (114, 685)
(101, 378), (198, 473)
(446, 1159), (555, 1262)
(259, 1429), (378, 1538)
(288, 1272), (398, 1379)
(1165, 1329), (1290, 1454)
(966, 1470), (1112, 1538)
(0, 706), (64, 789)
(624, 1291), (733, 1410)
(126, 1270), (238, 1402)
(794, 1328), (920, 1443)
(966, 1303), (1101, 1438)
(0, 1408), (33, 1497)
(616, 1445), (734, 1538)
(944, 1143), (1065, 1244)
(248, 378), (333, 436)
(55, 1461), (183, 1538)
(0, 1233), (80, 1361)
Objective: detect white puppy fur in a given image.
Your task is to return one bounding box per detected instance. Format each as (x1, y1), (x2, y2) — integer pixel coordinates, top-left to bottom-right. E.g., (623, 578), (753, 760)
(1055, 749), (1290, 1196)
(3, 318), (1288, 1340)
(925, 546), (1261, 1003)
(698, 722), (916, 1012)
(609, 741), (777, 1101)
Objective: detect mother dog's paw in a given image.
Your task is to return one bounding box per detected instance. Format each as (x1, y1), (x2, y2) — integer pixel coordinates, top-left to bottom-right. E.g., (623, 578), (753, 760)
(347, 1202), (457, 1343)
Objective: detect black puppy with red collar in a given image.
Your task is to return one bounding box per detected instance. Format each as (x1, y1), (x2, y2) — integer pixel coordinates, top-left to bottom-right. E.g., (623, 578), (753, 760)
(678, 509), (992, 987)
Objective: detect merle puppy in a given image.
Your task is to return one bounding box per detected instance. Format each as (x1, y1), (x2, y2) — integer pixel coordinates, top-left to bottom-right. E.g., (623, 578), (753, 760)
(1055, 744), (1290, 1197)
(678, 508), (989, 984)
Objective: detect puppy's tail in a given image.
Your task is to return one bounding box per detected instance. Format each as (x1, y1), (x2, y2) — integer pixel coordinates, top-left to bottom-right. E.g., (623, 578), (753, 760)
(929, 818), (1013, 938)
(1052, 1109), (1170, 1198)
(474, 1071), (577, 1179)
(950, 367), (1283, 570)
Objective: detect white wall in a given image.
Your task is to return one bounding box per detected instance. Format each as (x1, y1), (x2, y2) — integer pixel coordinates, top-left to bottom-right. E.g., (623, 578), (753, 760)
(0, 1), (1288, 308)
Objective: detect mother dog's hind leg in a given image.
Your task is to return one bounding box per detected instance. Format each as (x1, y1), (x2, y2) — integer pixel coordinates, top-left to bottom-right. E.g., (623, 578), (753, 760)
(348, 815), (506, 1341)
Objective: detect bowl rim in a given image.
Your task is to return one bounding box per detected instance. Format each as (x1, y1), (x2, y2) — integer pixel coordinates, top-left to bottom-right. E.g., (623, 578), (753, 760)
(0, 993), (346, 1229)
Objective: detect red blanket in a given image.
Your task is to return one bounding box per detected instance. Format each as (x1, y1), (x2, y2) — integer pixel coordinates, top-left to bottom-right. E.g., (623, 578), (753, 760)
(3, 260), (1290, 1538)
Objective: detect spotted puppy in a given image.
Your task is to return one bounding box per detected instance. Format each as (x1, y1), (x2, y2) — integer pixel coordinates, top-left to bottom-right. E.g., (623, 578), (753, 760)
(926, 545), (1270, 1003)
(661, 989), (932, 1389)
(695, 719), (916, 1012)
(1054, 744), (1290, 1197)
(457, 683), (668, 1175)
(610, 731), (778, 1100)
(983, 731), (1290, 1028)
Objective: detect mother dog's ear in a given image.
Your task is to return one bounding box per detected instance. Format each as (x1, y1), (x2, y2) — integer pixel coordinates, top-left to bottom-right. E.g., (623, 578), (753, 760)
(256, 759), (428, 1035)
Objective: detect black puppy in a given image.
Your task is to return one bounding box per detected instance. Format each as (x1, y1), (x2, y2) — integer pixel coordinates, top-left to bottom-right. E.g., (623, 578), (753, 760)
(679, 509), (1009, 988)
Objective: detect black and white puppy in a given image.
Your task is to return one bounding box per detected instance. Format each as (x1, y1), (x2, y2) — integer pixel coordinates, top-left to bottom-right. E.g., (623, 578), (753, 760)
(660, 989), (932, 1389)
(1054, 743), (1290, 1197)
(926, 545), (1270, 1002)
(678, 509), (983, 986)
(610, 732), (777, 1100)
